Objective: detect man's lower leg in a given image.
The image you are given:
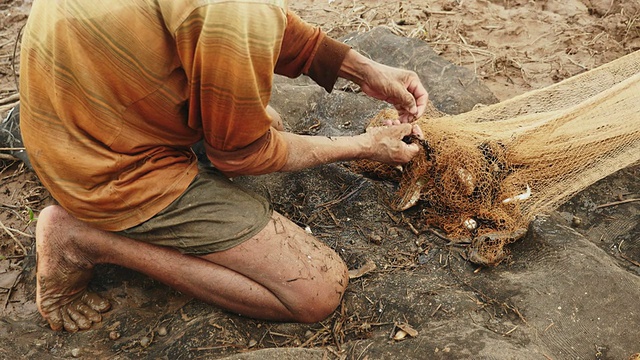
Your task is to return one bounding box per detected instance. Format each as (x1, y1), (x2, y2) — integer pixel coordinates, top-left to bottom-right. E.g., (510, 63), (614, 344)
(35, 205), (348, 331)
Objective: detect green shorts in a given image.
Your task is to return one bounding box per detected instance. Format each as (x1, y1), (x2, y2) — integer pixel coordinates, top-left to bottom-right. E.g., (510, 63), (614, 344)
(118, 165), (272, 255)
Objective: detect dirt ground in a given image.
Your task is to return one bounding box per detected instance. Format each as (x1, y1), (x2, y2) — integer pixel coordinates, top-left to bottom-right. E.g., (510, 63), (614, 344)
(1, 0), (639, 359)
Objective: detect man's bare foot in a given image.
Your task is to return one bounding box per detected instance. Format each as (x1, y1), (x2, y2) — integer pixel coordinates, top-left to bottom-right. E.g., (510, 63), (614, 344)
(35, 205), (111, 332)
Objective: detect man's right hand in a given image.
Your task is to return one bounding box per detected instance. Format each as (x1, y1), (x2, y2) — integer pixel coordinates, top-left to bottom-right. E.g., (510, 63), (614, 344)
(278, 122), (423, 173)
(361, 123), (423, 165)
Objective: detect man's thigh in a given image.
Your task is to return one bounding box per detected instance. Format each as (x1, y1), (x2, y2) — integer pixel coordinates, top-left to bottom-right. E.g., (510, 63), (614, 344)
(201, 212), (348, 305)
(119, 165), (272, 255)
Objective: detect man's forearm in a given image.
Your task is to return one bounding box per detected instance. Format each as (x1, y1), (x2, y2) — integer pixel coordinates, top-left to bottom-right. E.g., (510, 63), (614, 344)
(278, 123), (420, 172)
(336, 49), (428, 123)
(279, 132), (371, 172)
(337, 49), (374, 86)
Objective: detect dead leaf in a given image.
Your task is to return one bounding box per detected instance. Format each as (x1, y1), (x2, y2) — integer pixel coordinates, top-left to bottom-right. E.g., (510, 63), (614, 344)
(0, 270), (20, 289)
(395, 322), (418, 337)
(348, 260), (377, 279)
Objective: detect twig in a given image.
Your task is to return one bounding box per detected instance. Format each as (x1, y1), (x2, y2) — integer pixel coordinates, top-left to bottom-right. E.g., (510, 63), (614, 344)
(595, 198), (640, 209)
(0, 219), (27, 255)
(316, 179), (367, 208)
(3, 271), (22, 310)
(192, 344), (244, 351)
(459, 275), (527, 323)
(428, 228), (453, 242)
(424, 10), (456, 15)
(0, 93), (19, 105)
(620, 252), (640, 267)
(430, 303), (442, 317)
(12, 24), (26, 92)
(300, 328), (327, 348)
(565, 56), (589, 71)
(619, 241), (640, 267)
(403, 217), (420, 235)
(0, 103), (19, 115)
(2, 254), (34, 260)
(504, 325), (518, 336)
(0, 148), (26, 152)
(0, 154), (18, 161)
(5, 227), (34, 238)
(543, 322), (555, 333)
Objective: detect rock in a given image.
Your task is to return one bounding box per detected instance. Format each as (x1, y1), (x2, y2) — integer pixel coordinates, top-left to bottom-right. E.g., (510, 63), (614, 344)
(0, 105), (31, 167)
(157, 326), (167, 337)
(218, 348), (326, 360)
(270, 27), (498, 140)
(139, 336), (150, 347)
(341, 27), (499, 115)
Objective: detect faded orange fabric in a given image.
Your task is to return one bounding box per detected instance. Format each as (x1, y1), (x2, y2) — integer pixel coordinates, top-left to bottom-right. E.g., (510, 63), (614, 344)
(20, 0), (350, 231)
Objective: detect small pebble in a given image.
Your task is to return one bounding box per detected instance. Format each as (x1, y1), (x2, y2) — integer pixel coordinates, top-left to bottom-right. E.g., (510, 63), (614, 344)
(393, 330), (408, 341)
(369, 234), (382, 245)
(304, 330), (314, 339)
(571, 216), (582, 227)
(157, 326), (167, 337)
(109, 331), (120, 340)
(71, 348), (80, 358)
(140, 336), (151, 347)
(248, 339), (257, 348)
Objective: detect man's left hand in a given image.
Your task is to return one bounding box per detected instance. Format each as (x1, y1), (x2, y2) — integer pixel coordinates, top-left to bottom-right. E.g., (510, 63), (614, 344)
(359, 62), (429, 123)
(338, 50), (429, 123)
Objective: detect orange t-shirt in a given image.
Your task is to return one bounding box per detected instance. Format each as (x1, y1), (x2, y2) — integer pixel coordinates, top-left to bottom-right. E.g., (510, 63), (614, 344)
(20, 0), (349, 231)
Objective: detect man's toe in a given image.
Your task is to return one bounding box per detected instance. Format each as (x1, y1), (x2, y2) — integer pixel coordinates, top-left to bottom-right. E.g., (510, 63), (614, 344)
(46, 309), (64, 331)
(67, 306), (92, 330)
(61, 308), (79, 333)
(76, 302), (102, 323)
(84, 292), (111, 313)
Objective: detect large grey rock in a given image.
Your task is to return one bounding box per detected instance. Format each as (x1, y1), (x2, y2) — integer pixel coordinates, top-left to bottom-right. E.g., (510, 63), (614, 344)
(342, 27), (498, 115)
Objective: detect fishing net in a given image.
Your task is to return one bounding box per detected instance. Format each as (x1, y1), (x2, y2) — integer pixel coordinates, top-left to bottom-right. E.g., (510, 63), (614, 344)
(352, 50), (640, 266)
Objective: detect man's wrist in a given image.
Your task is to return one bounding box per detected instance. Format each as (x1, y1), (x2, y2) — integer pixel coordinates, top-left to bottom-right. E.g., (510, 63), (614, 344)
(354, 132), (373, 160)
(337, 50), (374, 86)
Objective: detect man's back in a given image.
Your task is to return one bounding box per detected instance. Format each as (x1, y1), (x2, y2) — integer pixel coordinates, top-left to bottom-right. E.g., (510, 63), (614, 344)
(20, 0), (289, 230)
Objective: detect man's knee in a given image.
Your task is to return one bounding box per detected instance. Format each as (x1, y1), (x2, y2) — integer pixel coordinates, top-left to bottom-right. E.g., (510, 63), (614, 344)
(289, 262), (349, 323)
(37, 205), (74, 233)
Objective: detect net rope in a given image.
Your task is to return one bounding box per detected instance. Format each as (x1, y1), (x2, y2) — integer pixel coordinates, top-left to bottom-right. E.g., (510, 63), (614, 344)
(352, 51), (640, 265)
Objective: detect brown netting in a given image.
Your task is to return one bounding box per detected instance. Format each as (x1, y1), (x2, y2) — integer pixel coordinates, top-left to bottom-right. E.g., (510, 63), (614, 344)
(352, 50), (640, 266)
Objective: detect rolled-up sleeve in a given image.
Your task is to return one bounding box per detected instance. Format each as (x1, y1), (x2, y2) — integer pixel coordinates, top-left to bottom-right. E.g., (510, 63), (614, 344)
(174, 3), (289, 176)
(275, 11), (351, 92)
(203, 128), (288, 177)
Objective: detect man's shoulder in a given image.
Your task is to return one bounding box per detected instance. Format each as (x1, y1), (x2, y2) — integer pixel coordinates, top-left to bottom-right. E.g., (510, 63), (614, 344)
(157, 0), (288, 33)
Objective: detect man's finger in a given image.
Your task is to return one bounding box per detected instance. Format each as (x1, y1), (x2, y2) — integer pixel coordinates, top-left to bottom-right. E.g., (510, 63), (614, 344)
(404, 143), (421, 160)
(408, 77), (429, 119)
(394, 85), (418, 122)
(394, 123), (414, 137)
(397, 111), (416, 123)
(411, 124), (424, 139)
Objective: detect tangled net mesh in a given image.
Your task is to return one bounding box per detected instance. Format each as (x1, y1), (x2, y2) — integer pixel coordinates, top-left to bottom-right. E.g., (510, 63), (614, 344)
(352, 51), (640, 266)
